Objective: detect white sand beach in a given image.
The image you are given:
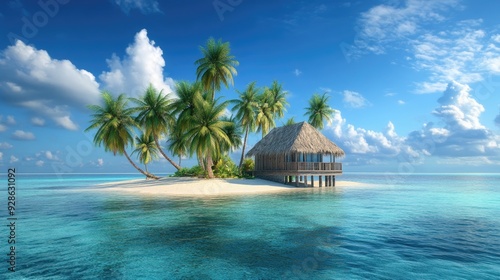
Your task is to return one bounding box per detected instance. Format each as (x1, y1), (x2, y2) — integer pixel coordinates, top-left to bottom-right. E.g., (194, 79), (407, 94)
(91, 177), (366, 196)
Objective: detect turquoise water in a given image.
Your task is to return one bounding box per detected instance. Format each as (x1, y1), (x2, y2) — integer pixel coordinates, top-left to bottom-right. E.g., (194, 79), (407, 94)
(1, 173), (500, 279)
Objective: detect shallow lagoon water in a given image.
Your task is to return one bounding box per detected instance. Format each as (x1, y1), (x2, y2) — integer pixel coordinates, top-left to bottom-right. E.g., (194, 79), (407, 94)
(2, 173), (500, 279)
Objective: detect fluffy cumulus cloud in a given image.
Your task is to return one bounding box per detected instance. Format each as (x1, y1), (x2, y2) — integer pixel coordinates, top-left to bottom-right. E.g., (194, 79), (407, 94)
(327, 110), (418, 165)
(327, 81), (500, 167)
(35, 160), (44, 167)
(342, 90), (371, 108)
(12, 130), (35, 140)
(0, 41), (100, 130)
(100, 29), (174, 97)
(114, 0), (161, 14)
(97, 158), (104, 166)
(407, 81), (500, 160)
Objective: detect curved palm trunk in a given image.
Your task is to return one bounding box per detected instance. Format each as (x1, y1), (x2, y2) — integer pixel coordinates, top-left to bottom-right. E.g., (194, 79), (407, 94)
(154, 136), (181, 170)
(238, 126), (250, 169)
(124, 150), (159, 180)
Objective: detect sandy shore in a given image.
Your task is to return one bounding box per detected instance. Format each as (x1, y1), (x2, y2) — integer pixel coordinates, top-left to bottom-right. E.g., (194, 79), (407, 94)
(90, 177), (366, 197)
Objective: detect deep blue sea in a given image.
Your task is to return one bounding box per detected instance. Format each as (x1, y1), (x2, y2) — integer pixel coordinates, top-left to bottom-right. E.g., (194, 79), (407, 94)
(1, 173), (500, 279)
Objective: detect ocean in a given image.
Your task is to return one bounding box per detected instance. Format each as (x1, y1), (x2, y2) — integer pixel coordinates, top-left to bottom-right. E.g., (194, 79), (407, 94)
(1, 173), (499, 279)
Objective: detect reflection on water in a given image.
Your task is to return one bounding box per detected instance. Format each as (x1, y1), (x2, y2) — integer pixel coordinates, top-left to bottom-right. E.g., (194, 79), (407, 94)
(2, 173), (500, 279)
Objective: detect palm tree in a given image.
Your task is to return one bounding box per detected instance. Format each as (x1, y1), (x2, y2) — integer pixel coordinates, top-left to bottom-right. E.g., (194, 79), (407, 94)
(304, 93), (336, 129)
(266, 80), (288, 120)
(130, 84), (180, 170)
(195, 37), (239, 101)
(220, 116), (243, 156)
(284, 117), (296, 126)
(230, 81), (259, 168)
(172, 81), (206, 168)
(183, 97), (231, 178)
(86, 92), (159, 179)
(255, 90), (275, 138)
(167, 122), (187, 167)
(171, 81), (203, 129)
(132, 133), (160, 177)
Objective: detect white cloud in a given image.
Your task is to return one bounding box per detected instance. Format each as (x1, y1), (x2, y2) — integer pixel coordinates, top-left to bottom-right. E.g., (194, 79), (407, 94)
(433, 82), (484, 130)
(495, 111), (500, 127)
(100, 29), (174, 97)
(0, 152), (2, 161)
(492, 34), (500, 43)
(113, 0), (161, 14)
(45, 151), (54, 159)
(10, 156), (19, 163)
(6, 116), (15, 125)
(342, 90), (371, 108)
(350, 2), (500, 94)
(12, 130), (35, 140)
(35, 160), (44, 167)
(31, 117), (45, 126)
(327, 110), (417, 166)
(294, 69), (302, 76)
(0, 142), (13, 149)
(0, 40), (100, 130)
(326, 82), (500, 167)
(412, 22), (491, 93)
(0, 124), (6, 132)
(21, 101), (78, 130)
(353, 0), (459, 55)
(97, 158), (104, 166)
(407, 81), (500, 158)
(415, 81), (448, 94)
(397, 100), (406, 105)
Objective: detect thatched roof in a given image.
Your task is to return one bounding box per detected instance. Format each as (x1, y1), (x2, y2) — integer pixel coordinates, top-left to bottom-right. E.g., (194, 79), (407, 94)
(246, 122), (345, 157)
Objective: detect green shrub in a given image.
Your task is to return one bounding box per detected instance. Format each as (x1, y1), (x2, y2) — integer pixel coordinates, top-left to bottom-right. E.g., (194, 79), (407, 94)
(172, 165), (205, 177)
(241, 158), (255, 178)
(213, 155), (240, 178)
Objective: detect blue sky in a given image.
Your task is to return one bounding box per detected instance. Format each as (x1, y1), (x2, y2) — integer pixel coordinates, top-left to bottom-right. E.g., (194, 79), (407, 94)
(1, 0), (500, 174)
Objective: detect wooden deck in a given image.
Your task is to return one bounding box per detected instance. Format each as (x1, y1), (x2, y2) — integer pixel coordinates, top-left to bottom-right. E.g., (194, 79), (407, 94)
(254, 162), (342, 175)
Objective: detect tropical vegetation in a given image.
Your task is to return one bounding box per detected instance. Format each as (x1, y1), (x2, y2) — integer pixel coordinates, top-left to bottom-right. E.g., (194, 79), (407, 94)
(86, 38), (336, 179)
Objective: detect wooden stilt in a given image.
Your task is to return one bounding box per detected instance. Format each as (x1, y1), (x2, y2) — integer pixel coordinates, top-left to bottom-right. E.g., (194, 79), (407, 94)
(332, 176), (335, 187)
(311, 175), (314, 187)
(319, 175), (322, 187)
(304, 175), (308, 187)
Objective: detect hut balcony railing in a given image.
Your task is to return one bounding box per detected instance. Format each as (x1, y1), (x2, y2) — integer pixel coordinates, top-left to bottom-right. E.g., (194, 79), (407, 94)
(255, 162), (342, 172)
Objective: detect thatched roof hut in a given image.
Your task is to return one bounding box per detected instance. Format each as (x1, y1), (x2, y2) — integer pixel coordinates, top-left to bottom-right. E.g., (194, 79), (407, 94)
(246, 122), (345, 187)
(246, 121), (345, 157)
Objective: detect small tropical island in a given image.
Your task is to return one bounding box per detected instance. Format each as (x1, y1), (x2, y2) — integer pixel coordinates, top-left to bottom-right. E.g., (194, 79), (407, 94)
(86, 38), (353, 195)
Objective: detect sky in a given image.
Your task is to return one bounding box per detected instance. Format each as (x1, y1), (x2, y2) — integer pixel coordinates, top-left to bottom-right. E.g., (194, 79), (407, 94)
(1, 0), (500, 175)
